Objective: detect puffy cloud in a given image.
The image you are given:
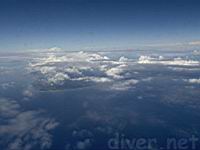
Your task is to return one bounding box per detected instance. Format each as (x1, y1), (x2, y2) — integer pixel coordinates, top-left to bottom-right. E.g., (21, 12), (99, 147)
(0, 98), (59, 150)
(141, 77), (153, 82)
(184, 78), (200, 84)
(138, 56), (200, 66)
(118, 56), (130, 62)
(64, 67), (82, 75)
(111, 79), (138, 91)
(28, 51), (133, 90)
(22, 85), (36, 101)
(105, 64), (127, 79)
(27, 51), (200, 93)
(48, 47), (62, 52)
(48, 72), (70, 85)
(23, 89), (33, 97)
(38, 66), (56, 75)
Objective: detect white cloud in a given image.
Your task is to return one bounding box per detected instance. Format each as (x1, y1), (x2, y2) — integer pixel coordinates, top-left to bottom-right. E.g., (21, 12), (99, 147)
(39, 66), (56, 75)
(28, 51), (132, 90)
(119, 56), (130, 62)
(23, 89), (33, 97)
(141, 77), (153, 82)
(28, 51), (200, 92)
(138, 56), (200, 66)
(48, 72), (70, 85)
(168, 66), (200, 71)
(64, 67), (82, 75)
(73, 76), (112, 83)
(188, 41), (200, 45)
(105, 64), (127, 79)
(184, 78), (200, 84)
(0, 98), (59, 150)
(48, 47), (62, 52)
(0, 99), (20, 117)
(111, 79), (139, 91)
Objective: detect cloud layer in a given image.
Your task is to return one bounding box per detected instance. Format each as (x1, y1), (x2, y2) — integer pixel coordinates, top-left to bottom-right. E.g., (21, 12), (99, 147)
(28, 51), (137, 91)
(27, 51), (200, 92)
(0, 98), (59, 150)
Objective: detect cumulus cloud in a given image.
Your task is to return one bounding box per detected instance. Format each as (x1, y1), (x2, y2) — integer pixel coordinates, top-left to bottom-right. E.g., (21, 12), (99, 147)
(105, 64), (127, 79)
(184, 78), (200, 84)
(0, 98), (59, 150)
(23, 89), (33, 98)
(48, 47), (62, 52)
(48, 72), (70, 85)
(118, 56), (130, 62)
(138, 56), (200, 66)
(26, 50), (200, 93)
(22, 85), (36, 101)
(27, 51), (134, 90)
(111, 79), (138, 91)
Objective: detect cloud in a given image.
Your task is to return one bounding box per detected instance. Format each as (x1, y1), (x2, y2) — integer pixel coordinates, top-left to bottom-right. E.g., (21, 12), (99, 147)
(76, 139), (91, 150)
(184, 78), (200, 84)
(23, 89), (33, 98)
(26, 51), (200, 93)
(27, 51), (133, 90)
(0, 98), (59, 150)
(193, 50), (200, 55)
(105, 64), (127, 79)
(64, 67), (82, 75)
(118, 56), (130, 62)
(188, 41), (200, 45)
(167, 67), (200, 71)
(138, 55), (200, 66)
(48, 47), (62, 52)
(0, 99), (20, 118)
(73, 76), (112, 83)
(22, 85), (37, 101)
(48, 72), (70, 85)
(0, 82), (15, 90)
(111, 79), (138, 91)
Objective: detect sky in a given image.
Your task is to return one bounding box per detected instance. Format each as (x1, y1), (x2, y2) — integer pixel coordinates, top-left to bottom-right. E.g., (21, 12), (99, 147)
(0, 0), (200, 52)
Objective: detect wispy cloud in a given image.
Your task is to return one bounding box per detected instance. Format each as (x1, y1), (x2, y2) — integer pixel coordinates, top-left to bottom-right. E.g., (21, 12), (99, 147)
(138, 55), (200, 66)
(0, 98), (59, 150)
(188, 40), (200, 45)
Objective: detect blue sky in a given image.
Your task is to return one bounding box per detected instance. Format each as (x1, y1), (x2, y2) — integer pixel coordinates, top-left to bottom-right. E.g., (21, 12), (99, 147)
(0, 0), (200, 51)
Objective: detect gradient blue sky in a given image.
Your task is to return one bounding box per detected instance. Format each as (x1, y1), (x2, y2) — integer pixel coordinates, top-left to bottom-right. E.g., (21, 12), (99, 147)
(1, 0), (200, 51)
